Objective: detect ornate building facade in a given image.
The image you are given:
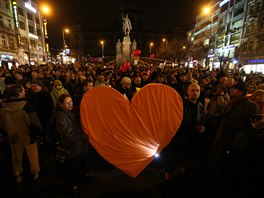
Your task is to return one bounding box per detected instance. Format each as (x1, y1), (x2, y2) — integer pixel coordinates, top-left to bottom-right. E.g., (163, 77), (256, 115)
(0, 0), (47, 66)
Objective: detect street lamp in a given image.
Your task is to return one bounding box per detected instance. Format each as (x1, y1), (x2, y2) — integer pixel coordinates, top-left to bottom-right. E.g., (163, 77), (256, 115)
(39, 4), (51, 62)
(40, 4), (51, 15)
(162, 38), (166, 48)
(100, 40), (104, 64)
(150, 42), (154, 55)
(62, 28), (70, 48)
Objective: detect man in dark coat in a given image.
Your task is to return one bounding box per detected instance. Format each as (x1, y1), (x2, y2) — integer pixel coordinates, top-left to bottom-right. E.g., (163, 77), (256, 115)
(29, 79), (54, 130)
(213, 80), (260, 197)
(29, 79), (54, 162)
(165, 82), (206, 180)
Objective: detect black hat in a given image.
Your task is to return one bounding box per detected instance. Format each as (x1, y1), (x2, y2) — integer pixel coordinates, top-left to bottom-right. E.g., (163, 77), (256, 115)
(231, 80), (247, 92)
(31, 79), (43, 87)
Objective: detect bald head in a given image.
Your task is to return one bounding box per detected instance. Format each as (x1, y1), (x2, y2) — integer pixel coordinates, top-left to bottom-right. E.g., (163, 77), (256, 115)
(187, 83), (200, 103)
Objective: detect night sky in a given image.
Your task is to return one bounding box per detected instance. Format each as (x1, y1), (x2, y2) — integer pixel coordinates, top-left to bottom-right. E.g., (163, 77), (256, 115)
(36, 0), (208, 50)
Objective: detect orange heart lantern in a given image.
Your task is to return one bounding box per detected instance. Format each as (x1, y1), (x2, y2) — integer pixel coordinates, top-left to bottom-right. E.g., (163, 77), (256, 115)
(80, 84), (183, 177)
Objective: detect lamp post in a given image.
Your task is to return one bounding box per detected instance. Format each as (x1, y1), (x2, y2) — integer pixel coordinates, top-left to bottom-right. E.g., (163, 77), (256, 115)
(62, 28), (69, 49)
(202, 2), (220, 68)
(162, 38), (166, 48)
(39, 4), (51, 63)
(150, 42), (154, 56)
(100, 40), (104, 64)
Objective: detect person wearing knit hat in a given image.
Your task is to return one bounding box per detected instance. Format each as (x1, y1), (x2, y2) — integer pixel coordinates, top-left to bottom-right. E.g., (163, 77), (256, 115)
(253, 89), (264, 114)
(54, 80), (63, 87)
(31, 79), (43, 87)
(51, 80), (69, 106)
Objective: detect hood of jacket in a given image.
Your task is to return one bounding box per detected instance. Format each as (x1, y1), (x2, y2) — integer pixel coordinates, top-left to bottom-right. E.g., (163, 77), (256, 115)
(2, 100), (26, 112)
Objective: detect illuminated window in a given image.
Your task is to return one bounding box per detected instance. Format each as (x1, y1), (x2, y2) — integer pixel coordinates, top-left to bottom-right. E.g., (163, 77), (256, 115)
(35, 17), (40, 24)
(17, 7), (24, 16)
(248, 41), (254, 51)
(28, 25), (34, 34)
(234, 8), (244, 17)
(260, 17), (264, 29)
(0, 16), (3, 26)
(19, 21), (25, 30)
(4, 0), (9, 10)
(261, 40), (264, 50)
(7, 19), (11, 29)
(1, 35), (7, 47)
(27, 12), (33, 21)
(9, 37), (15, 49)
(37, 44), (42, 51)
(30, 39), (36, 49)
(37, 29), (41, 36)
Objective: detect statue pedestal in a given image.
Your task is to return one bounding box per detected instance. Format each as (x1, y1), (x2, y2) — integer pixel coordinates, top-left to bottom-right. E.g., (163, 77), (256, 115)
(116, 53), (122, 64)
(122, 36), (131, 63)
(116, 36), (132, 65)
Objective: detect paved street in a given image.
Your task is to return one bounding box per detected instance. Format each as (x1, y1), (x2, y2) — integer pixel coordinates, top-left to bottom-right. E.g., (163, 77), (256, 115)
(0, 146), (263, 198)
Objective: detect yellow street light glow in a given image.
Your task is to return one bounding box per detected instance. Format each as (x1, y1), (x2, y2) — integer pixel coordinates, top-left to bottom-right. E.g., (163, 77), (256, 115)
(40, 4), (51, 16)
(150, 42), (154, 46)
(64, 28), (70, 33)
(203, 6), (211, 15)
(162, 38), (166, 42)
(100, 40), (104, 45)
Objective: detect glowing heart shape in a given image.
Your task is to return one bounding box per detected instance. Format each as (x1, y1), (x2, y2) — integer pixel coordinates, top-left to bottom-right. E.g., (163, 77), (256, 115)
(80, 84), (183, 177)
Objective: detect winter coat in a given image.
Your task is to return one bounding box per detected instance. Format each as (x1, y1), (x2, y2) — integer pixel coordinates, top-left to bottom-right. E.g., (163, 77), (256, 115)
(51, 87), (69, 106)
(54, 109), (88, 158)
(0, 99), (42, 145)
(213, 96), (259, 158)
(30, 88), (54, 130)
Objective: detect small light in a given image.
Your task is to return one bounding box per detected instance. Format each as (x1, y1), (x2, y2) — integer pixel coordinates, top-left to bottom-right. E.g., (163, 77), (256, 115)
(154, 153), (160, 158)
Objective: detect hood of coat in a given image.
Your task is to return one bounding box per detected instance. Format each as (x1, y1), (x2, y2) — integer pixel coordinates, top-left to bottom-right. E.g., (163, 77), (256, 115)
(2, 100), (26, 112)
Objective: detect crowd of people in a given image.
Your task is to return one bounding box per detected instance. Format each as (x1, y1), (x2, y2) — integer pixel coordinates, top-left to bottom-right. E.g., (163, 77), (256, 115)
(0, 61), (263, 196)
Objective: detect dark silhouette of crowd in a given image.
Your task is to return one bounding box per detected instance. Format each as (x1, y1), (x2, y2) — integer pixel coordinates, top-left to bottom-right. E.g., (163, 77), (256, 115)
(0, 61), (263, 197)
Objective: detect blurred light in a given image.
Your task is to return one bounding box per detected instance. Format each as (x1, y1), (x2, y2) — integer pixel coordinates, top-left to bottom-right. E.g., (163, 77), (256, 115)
(25, 2), (36, 13)
(28, 33), (38, 39)
(233, 60), (238, 64)
(41, 4), (51, 15)
(154, 153), (160, 158)
(220, 0), (230, 7)
(203, 6), (211, 15)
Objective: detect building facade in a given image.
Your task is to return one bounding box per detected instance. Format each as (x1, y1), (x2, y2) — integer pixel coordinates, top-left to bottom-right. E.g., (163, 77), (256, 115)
(188, 0), (264, 72)
(0, 0), (17, 66)
(0, 0), (47, 66)
(239, 0), (264, 73)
